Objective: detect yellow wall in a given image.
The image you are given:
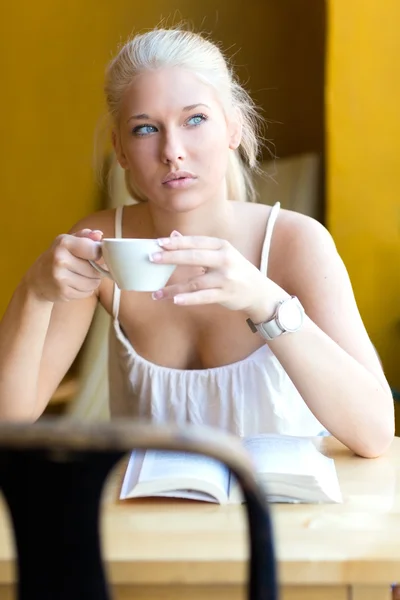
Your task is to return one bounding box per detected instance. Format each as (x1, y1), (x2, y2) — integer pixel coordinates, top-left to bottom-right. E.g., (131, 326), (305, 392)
(0, 2), (324, 317)
(0, 1), (134, 312)
(326, 0), (400, 388)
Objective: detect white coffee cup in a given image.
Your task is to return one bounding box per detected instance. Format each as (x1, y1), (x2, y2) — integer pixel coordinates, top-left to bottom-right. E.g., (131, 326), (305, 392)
(89, 238), (177, 292)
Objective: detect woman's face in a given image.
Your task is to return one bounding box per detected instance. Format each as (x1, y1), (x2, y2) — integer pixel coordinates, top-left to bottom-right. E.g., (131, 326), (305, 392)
(114, 67), (241, 212)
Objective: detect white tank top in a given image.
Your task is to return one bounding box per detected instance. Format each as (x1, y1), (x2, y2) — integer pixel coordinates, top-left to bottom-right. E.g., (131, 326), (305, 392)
(108, 203), (326, 437)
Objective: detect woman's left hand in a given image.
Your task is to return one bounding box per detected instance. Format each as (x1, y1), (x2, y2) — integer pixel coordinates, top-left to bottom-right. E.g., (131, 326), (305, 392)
(150, 235), (285, 319)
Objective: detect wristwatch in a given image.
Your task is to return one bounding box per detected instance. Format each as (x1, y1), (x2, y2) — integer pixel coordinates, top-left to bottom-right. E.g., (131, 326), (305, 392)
(246, 295), (305, 341)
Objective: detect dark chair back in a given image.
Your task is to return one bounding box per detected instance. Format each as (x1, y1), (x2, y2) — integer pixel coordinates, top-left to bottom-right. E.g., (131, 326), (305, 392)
(0, 420), (278, 600)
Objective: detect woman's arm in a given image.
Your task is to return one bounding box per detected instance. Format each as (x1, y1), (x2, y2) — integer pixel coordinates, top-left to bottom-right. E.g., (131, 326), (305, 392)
(261, 213), (394, 458)
(0, 281), (97, 421)
(0, 228), (102, 421)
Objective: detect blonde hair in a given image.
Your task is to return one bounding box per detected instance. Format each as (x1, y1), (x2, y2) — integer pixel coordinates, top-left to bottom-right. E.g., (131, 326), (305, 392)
(103, 27), (264, 203)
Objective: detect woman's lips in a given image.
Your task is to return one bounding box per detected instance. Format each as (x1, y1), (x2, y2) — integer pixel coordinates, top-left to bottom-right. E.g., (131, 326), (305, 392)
(162, 176), (197, 189)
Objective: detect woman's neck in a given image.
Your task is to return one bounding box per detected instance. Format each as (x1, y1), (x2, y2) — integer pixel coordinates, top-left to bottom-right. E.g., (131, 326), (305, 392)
(147, 197), (238, 241)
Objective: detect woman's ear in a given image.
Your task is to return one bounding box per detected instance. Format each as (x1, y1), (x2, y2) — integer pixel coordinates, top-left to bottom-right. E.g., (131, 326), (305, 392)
(228, 108), (243, 150)
(112, 130), (129, 169)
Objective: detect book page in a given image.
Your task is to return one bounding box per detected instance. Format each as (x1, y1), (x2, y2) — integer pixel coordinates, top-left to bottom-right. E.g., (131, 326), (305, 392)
(119, 449), (231, 502)
(228, 434), (342, 503)
(139, 449), (230, 491)
(152, 489), (223, 502)
(243, 434), (328, 475)
(120, 450), (145, 499)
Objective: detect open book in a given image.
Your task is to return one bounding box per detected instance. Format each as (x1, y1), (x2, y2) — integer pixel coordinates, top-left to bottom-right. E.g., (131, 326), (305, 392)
(120, 434), (342, 504)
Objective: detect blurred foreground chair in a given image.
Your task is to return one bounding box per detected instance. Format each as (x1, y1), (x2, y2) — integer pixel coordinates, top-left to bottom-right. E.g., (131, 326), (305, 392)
(0, 421), (278, 600)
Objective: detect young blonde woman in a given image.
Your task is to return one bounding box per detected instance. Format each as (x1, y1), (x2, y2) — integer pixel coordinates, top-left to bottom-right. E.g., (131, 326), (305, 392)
(0, 28), (394, 457)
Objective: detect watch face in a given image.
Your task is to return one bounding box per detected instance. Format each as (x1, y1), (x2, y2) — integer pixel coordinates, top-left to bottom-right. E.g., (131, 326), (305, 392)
(277, 298), (304, 332)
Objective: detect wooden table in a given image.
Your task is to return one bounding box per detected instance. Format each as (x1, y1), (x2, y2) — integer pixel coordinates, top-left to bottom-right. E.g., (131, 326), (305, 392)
(1, 436), (400, 599)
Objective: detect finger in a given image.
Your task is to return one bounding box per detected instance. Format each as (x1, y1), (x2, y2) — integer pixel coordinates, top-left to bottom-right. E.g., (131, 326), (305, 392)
(63, 272), (102, 294)
(153, 272), (221, 301)
(58, 234), (102, 261)
(150, 248), (222, 268)
(73, 229), (103, 241)
(157, 235), (225, 250)
(173, 288), (221, 306)
(66, 255), (104, 279)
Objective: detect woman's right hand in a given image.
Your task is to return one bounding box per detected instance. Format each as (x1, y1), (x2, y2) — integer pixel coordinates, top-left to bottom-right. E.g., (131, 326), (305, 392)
(26, 229), (104, 303)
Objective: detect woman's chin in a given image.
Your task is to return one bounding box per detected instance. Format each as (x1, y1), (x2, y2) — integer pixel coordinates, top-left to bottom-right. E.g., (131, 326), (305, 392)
(155, 191), (209, 213)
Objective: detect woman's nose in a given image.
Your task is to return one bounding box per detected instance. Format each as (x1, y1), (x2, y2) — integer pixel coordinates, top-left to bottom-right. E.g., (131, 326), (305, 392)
(160, 131), (186, 164)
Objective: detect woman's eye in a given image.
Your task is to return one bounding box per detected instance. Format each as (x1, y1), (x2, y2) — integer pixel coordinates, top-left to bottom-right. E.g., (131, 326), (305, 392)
(186, 114), (208, 127)
(132, 124), (157, 136)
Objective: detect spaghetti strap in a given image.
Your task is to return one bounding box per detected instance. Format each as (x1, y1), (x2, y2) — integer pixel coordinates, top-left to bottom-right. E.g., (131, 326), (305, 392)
(112, 286), (121, 320)
(259, 202), (280, 276)
(111, 206), (124, 319)
(114, 205), (123, 238)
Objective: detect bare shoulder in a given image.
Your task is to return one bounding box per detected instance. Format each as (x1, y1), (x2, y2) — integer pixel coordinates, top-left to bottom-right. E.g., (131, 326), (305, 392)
(274, 207), (334, 249)
(236, 199), (330, 243)
(268, 207), (337, 288)
(235, 202), (336, 287)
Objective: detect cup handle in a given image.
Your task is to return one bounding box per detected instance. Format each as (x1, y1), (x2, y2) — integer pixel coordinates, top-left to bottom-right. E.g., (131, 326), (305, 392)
(88, 260), (113, 280)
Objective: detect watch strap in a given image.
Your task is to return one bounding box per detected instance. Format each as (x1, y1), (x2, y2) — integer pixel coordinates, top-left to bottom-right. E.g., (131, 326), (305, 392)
(246, 296), (303, 341)
(246, 305), (284, 341)
(257, 316), (284, 340)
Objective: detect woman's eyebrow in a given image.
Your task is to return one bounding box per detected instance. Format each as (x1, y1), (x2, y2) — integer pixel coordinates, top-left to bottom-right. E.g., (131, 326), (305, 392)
(127, 103), (211, 123)
(182, 103), (211, 112)
(127, 113), (149, 122)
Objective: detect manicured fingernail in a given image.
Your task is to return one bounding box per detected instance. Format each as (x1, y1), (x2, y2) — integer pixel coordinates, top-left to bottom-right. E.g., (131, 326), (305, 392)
(152, 290), (164, 300)
(173, 296), (184, 305)
(157, 238), (172, 247)
(171, 230), (182, 237)
(149, 252), (162, 262)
